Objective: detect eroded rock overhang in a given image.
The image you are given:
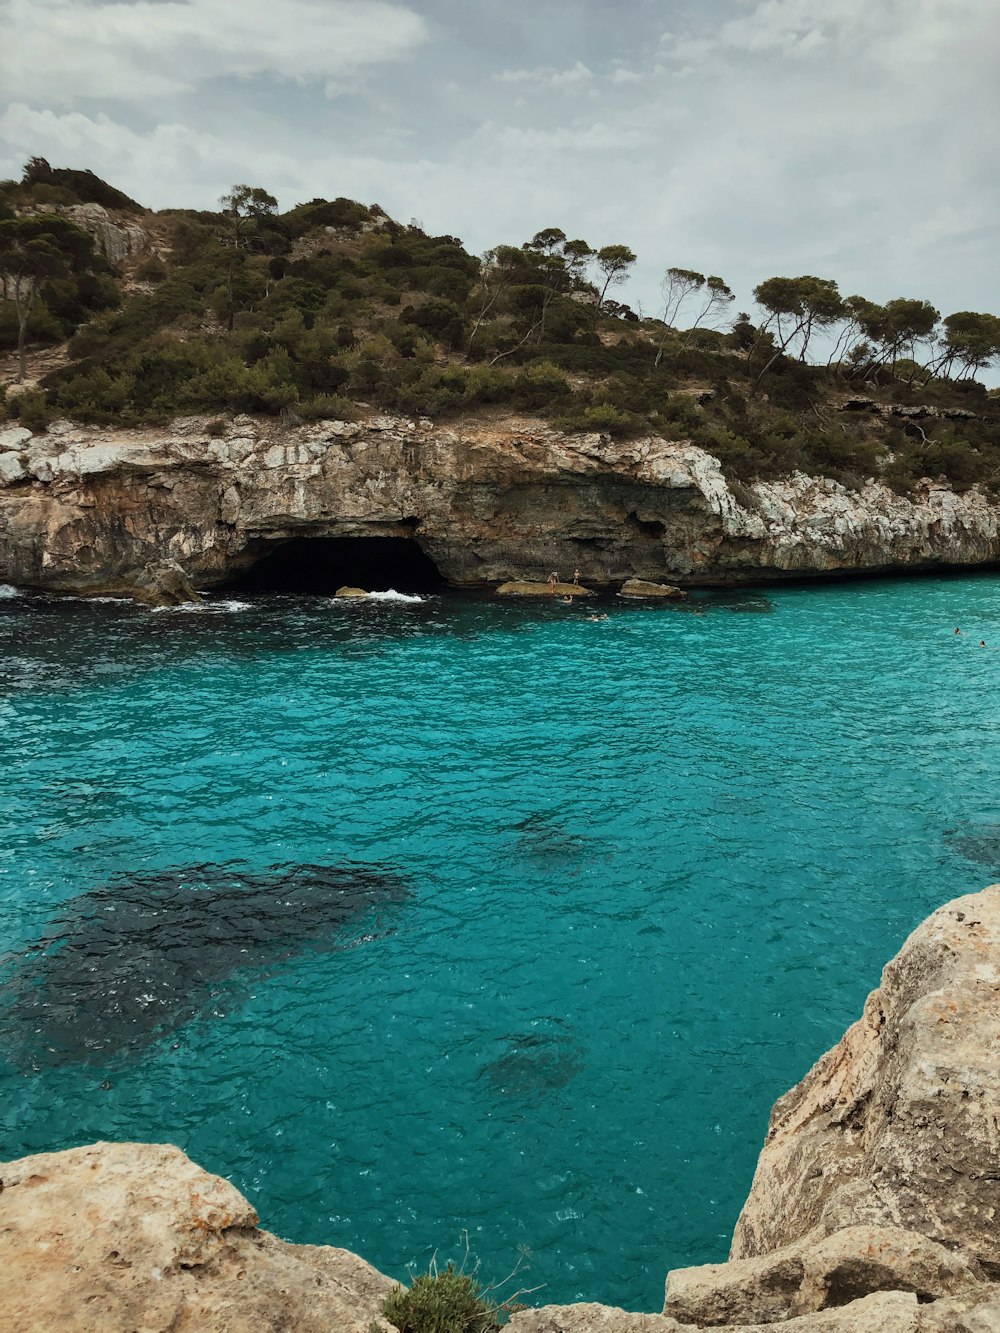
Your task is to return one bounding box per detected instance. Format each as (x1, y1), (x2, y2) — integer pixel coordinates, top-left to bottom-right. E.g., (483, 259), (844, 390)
(2, 413), (1000, 597)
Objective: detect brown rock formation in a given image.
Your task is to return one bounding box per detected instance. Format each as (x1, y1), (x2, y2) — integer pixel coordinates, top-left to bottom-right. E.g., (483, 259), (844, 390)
(2, 413), (1000, 598)
(619, 578), (687, 599)
(0, 1142), (396, 1332)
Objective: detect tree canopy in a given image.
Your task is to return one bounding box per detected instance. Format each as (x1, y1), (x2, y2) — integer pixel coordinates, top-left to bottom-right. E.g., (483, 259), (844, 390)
(0, 214), (96, 380)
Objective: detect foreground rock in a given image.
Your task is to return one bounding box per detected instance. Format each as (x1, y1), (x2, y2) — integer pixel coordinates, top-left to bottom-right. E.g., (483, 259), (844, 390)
(3, 890), (1000, 1331)
(0, 1142), (396, 1333)
(2, 414), (1000, 597)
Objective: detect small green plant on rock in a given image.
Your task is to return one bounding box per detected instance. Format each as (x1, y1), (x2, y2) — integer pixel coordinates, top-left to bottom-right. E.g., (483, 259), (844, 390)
(383, 1262), (499, 1333)
(382, 1241), (539, 1333)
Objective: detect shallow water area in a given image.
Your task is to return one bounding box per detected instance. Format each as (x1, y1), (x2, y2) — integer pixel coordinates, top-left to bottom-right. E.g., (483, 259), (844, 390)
(2, 575), (1000, 1310)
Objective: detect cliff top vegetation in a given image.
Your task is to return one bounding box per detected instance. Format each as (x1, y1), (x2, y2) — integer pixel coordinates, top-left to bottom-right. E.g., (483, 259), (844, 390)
(2, 158), (999, 492)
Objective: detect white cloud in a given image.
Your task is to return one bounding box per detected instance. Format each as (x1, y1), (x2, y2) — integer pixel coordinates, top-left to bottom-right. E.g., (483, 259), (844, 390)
(1, 0), (997, 363)
(3, 0), (427, 103)
(494, 61), (593, 89)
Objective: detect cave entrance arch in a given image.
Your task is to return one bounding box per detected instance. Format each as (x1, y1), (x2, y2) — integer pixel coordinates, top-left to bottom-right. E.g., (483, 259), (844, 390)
(230, 536), (446, 595)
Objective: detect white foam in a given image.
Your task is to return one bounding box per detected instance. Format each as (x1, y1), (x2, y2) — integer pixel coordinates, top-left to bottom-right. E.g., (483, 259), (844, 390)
(0, 584), (21, 599)
(65, 596), (132, 604)
(151, 598), (252, 614)
(365, 590), (425, 604)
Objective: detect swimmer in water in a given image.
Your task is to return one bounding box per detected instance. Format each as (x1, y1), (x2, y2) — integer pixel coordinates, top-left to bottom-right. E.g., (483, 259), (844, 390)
(981, 641), (987, 648)
(955, 627), (961, 635)
(560, 595), (574, 605)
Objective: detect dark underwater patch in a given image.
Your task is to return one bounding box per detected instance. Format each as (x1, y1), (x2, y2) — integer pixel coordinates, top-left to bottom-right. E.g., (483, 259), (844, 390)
(480, 1020), (584, 1096)
(945, 824), (1000, 870)
(0, 861), (410, 1068)
(511, 812), (589, 867)
(697, 592), (775, 614)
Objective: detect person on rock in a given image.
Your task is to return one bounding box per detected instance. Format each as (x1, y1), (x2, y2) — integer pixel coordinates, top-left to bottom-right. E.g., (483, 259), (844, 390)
(548, 571), (559, 595)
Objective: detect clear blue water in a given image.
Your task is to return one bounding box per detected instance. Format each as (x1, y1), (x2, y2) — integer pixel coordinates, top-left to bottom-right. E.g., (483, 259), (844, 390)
(1, 576), (999, 1312)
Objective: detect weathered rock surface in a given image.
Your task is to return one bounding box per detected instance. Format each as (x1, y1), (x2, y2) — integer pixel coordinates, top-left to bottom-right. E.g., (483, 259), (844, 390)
(731, 888), (1000, 1271)
(130, 558), (202, 606)
(620, 578), (687, 599)
(513, 887), (1000, 1332)
(64, 203), (149, 265)
(508, 1291), (924, 1331)
(0, 1141), (396, 1332)
(2, 414), (1000, 598)
(497, 579), (595, 597)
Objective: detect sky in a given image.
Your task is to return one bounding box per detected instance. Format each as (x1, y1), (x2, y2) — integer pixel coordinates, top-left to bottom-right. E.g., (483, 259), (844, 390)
(2, 0), (999, 333)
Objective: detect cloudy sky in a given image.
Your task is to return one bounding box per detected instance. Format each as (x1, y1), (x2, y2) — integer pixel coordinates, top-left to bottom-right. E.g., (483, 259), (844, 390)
(2, 0), (999, 329)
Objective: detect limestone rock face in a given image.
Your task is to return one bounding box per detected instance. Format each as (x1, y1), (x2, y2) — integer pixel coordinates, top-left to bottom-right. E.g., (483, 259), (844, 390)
(730, 888), (1000, 1269)
(64, 203), (149, 265)
(0, 1142), (397, 1333)
(2, 414), (1000, 596)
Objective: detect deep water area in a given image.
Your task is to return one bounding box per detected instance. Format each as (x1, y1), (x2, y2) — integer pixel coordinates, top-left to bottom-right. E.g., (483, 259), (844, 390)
(1, 575), (999, 1311)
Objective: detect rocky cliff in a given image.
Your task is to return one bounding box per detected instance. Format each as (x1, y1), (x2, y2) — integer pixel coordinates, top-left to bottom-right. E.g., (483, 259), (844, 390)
(1, 413), (999, 598)
(3, 888), (999, 1332)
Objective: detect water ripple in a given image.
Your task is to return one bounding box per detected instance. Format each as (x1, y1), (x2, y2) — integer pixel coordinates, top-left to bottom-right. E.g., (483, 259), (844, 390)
(2, 578), (1000, 1308)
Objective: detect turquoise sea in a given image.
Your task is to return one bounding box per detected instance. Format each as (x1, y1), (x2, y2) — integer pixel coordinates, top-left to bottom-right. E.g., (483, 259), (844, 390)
(1, 574), (999, 1312)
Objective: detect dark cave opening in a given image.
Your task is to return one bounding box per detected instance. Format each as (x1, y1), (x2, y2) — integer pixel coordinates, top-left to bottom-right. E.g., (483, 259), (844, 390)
(228, 537), (446, 595)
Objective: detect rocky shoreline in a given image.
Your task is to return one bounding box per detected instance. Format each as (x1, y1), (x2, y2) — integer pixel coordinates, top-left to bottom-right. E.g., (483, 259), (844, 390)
(2, 413), (1000, 601)
(2, 888), (998, 1331)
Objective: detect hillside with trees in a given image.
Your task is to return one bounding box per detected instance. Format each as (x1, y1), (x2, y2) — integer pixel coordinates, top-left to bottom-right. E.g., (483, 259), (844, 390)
(2, 159), (999, 493)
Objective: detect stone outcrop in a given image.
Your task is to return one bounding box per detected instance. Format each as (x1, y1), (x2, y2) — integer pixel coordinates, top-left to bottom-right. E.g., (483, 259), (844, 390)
(620, 578), (687, 599)
(497, 580), (595, 597)
(64, 203), (149, 266)
(729, 889), (1000, 1276)
(2, 891), (999, 1331)
(130, 558), (202, 606)
(0, 1142), (396, 1332)
(2, 413), (1000, 598)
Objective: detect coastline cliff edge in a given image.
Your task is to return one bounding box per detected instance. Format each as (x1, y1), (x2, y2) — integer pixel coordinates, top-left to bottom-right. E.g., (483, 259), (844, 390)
(2, 413), (1000, 600)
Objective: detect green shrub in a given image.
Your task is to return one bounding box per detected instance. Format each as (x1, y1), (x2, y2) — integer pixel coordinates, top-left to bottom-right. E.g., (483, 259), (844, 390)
(298, 394), (358, 421)
(135, 254), (168, 284)
(511, 361), (570, 409)
(12, 391), (52, 433)
(552, 403), (646, 436)
(382, 1265), (498, 1333)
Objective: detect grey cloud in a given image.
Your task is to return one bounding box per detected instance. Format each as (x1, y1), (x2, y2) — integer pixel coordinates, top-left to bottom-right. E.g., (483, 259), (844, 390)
(1, 0), (998, 352)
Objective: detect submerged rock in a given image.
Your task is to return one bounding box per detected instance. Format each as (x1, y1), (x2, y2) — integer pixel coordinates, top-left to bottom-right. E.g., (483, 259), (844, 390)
(0, 861), (410, 1066)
